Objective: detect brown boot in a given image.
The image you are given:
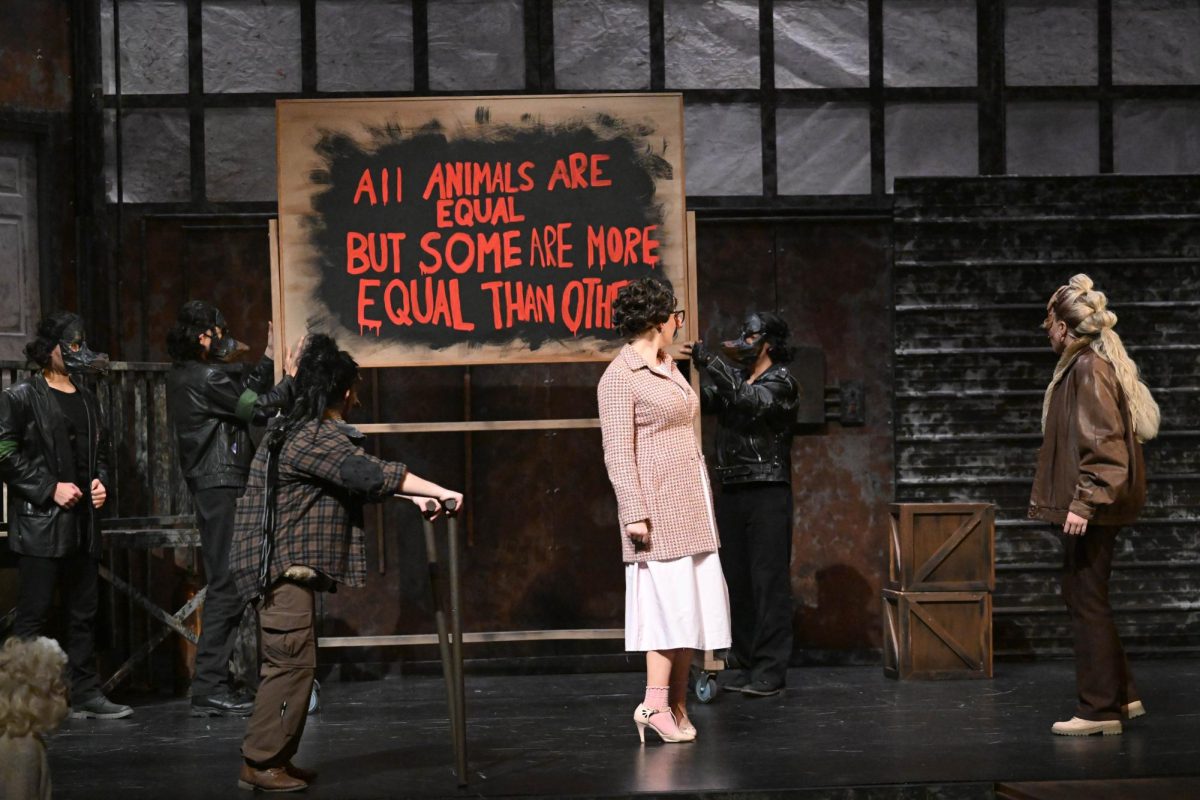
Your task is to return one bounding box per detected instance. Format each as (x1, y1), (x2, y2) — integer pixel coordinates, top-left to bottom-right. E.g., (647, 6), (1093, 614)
(238, 763), (308, 792)
(284, 762), (318, 783)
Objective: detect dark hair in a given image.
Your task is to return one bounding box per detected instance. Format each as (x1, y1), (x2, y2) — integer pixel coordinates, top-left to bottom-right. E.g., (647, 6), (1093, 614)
(612, 277), (676, 338)
(757, 311), (793, 364)
(24, 311), (83, 368)
(167, 300), (218, 363)
(277, 334), (359, 440)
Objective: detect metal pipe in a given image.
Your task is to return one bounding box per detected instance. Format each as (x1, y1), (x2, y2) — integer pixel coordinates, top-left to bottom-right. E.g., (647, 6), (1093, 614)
(445, 498), (467, 785)
(419, 500), (460, 762)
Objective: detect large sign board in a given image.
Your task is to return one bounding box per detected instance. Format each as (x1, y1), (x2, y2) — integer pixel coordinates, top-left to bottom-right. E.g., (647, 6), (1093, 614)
(275, 94), (689, 367)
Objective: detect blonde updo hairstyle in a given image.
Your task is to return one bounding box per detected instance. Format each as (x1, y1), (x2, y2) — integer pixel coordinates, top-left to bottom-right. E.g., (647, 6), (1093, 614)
(0, 637), (70, 737)
(1043, 274), (1160, 442)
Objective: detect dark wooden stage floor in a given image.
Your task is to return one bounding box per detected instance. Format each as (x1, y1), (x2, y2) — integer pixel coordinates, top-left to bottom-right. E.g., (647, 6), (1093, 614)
(47, 660), (1200, 799)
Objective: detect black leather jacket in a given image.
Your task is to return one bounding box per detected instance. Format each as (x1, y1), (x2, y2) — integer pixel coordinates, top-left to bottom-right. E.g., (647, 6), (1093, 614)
(700, 357), (800, 485)
(167, 357), (293, 492)
(0, 375), (110, 558)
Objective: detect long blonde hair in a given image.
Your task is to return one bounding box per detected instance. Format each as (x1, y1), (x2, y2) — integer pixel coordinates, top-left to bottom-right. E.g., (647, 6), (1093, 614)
(0, 637), (69, 737)
(1041, 274), (1160, 442)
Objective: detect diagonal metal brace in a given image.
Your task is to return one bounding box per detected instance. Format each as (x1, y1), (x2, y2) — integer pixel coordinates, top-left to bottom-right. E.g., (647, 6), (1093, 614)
(98, 575), (208, 693)
(98, 564), (205, 644)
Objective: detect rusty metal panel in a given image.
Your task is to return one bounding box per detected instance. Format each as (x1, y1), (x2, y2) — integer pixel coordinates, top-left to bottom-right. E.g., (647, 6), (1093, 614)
(0, 0), (73, 111)
(893, 175), (1200, 656)
(774, 220), (894, 653)
(697, 219), (895, 654)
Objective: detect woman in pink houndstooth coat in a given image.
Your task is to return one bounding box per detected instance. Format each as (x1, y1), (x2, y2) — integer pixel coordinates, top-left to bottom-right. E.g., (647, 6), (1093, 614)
(597, 277), (731, 744)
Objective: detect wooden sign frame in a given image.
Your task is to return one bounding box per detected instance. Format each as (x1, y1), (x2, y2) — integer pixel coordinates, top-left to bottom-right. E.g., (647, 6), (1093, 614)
(274, 93), (690, 368)
(268, 94), (704, 651)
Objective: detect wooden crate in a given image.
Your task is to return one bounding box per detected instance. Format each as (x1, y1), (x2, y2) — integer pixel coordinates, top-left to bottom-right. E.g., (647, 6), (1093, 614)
(888, 503), (995, 591)
(882, 590), (993, 680)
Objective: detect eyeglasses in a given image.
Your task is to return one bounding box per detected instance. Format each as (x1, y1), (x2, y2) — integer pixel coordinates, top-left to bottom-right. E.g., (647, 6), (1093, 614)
(672, 309), (686, 325)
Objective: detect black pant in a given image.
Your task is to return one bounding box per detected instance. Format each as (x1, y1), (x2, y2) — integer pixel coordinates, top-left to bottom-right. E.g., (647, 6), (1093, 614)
(1062, 524), (1139, 721)
(192, 486), (250, 697)
(14, 550), (101, 704)
(717, 482), (794, 687)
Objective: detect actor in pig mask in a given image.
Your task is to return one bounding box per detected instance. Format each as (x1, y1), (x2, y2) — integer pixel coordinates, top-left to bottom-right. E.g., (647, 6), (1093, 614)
(685, 312), (800, 697)
(0, 312), (132, 719)
(166, 301), (297, 717)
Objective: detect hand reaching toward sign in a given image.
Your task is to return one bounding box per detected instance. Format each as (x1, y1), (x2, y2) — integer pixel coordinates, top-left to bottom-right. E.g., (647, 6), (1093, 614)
(283, 335), (306, 378)
(265, 321), (275, 361)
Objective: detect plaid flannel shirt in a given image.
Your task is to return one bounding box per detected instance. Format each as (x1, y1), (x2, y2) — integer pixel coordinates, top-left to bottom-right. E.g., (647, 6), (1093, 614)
(230, 417), (406, 600)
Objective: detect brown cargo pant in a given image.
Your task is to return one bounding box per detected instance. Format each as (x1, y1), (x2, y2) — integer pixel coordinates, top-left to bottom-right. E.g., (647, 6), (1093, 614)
(242, 580), (316, 767)
(1062, 524), (1140, 721)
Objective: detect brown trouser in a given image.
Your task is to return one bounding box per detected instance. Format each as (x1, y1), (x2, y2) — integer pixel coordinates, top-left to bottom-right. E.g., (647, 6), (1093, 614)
(242, 580), (316, 767)
(1061, 524), (1139, 721)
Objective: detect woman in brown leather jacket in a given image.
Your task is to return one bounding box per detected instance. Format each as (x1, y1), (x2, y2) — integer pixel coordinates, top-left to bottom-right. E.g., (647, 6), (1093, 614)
(1031, 274), (1160, 737)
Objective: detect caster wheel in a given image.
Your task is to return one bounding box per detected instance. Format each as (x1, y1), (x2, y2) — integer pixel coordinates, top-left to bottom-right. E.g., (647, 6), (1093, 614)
(694, 672), (718, 704)
(308, 679), (321, 714)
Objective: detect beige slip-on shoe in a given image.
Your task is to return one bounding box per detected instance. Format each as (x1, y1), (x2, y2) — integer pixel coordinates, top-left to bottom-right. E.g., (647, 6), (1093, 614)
(1051, 716), (1123, 736)
(1122, 700), (1146, 719)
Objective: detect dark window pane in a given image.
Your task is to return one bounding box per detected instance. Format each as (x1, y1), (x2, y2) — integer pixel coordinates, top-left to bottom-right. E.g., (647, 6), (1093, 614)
(553, 0), (650, 90)
(205, 108), (277, 202)
(105, 109), (190, 203)
(684, 103), (762, 195)
(775, 0), (869, 88)
(1006, 102), (1098, 175)
(1113, 0), (1200, 85)
(202, 0), (302, 93)
(883, 0), (976, 87)
(1005, 0), (1097, 86)
(1115, 101), (1200, 173)
(666, 0), (760, 89)
(777, 103), (871, 194)
(101, 0), (189, 95)
(316, 0), (414, 92)
(885, 103), (977, 191)
(428, 0), (524, 91)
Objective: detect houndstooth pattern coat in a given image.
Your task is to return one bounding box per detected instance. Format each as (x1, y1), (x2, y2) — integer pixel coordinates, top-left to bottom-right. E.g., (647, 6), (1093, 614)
(598, 344), (720, 563)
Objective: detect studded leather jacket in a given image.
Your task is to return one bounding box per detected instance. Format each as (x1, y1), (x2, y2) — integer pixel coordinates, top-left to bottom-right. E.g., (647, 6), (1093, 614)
(699, 356), (799, 485)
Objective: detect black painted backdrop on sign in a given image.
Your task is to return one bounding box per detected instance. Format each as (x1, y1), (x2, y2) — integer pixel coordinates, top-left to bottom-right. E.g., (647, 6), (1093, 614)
(305, 117), (674, 351)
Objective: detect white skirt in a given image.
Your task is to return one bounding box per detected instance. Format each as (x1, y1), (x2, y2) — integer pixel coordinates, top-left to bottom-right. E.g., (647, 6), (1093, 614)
(624, 551), (732, 652)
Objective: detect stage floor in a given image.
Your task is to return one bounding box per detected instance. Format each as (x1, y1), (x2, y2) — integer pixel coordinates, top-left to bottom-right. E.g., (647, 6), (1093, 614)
(48, 660), (1200, 799)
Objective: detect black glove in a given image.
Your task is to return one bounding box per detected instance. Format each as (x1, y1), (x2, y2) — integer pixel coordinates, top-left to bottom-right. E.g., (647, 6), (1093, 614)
(690, 340), (713, 368)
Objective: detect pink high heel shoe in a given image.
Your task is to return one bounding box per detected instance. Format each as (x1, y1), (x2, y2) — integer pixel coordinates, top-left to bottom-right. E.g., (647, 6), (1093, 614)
(674, 711), (697, 738)
(633, 704), (695, 743)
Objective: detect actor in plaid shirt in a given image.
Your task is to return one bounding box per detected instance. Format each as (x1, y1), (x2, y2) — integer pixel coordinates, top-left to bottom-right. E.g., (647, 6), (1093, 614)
(228, 334), (461, 793)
